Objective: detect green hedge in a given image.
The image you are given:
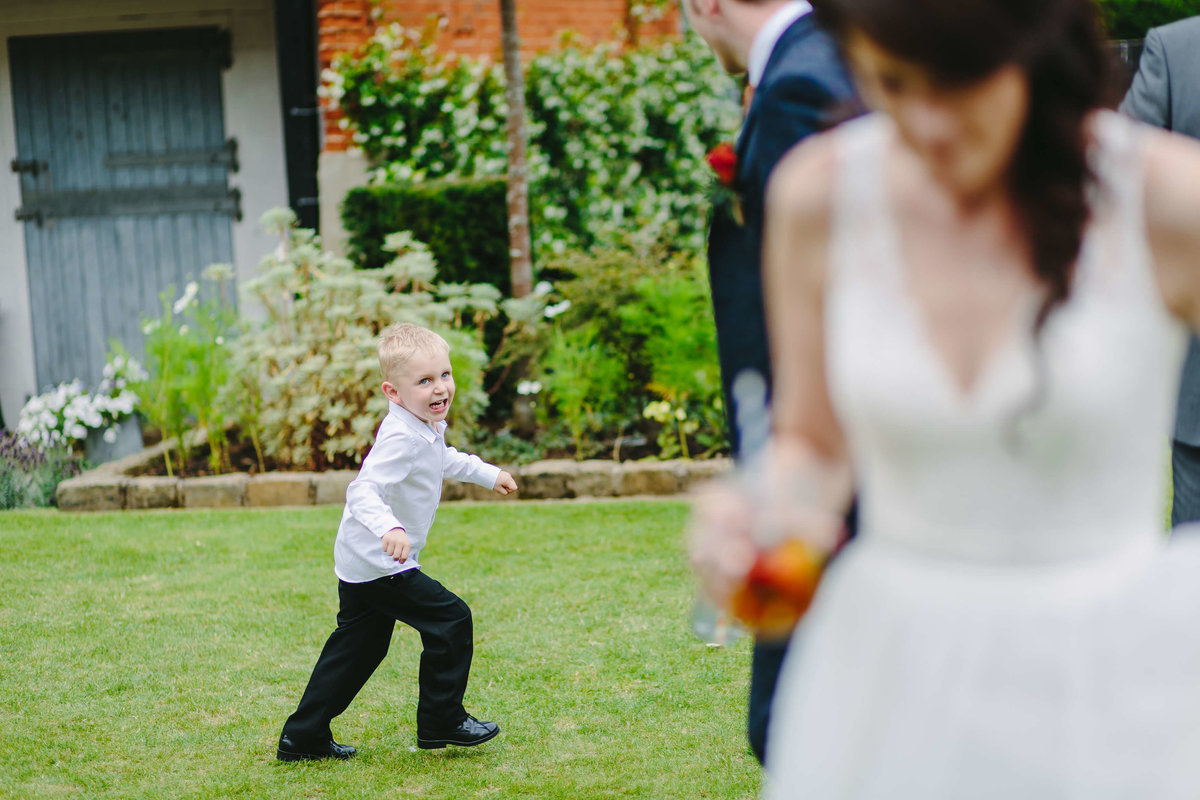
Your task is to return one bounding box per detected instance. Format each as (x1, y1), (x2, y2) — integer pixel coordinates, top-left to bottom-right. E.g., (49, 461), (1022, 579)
(1100, 0), (1200, 39)
(342, 178), (512, 292)
(327, 28), (739, 262)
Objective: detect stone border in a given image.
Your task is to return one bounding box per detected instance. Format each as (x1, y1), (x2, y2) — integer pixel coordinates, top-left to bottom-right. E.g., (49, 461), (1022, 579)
(56, 443), (731, 512)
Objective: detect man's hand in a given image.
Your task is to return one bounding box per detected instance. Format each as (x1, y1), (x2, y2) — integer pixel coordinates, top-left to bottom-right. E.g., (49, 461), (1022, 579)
(382, 527), (411, 563)
(493, 470), (518, 496)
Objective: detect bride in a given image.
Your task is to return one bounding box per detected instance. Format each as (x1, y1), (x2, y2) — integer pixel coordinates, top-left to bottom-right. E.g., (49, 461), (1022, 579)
(692, 0), (1200, 796)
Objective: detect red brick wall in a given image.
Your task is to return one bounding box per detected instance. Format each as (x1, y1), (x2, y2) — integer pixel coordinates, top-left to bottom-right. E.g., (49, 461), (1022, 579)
(317, 0), (681, 151)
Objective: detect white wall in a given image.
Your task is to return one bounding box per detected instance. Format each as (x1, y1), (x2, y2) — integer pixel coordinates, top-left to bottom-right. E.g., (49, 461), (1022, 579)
(0, 0), (288, 427)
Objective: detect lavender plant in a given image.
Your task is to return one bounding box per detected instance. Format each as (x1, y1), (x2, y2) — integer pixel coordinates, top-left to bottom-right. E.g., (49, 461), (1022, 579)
(0, 430), (81, 509)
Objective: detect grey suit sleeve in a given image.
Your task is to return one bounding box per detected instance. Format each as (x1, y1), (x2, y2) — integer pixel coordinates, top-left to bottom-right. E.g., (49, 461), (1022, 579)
(1120, 28), (1171, 128)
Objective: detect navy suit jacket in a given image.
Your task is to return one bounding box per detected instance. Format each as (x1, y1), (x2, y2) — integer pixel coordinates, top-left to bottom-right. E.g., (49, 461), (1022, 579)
(706, 14), (857, 456)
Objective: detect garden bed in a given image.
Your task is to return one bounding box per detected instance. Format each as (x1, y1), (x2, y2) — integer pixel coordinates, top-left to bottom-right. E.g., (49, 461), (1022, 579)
(56, 435), (730, 512)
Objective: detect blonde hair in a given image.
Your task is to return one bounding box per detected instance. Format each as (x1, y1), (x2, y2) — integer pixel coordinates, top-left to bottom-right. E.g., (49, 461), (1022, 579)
(377, 323), (449, 382)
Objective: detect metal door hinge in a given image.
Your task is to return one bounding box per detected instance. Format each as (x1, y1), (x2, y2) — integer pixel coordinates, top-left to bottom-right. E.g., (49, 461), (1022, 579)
(14, 207), (44, 225)
(10, 159), (48, 177)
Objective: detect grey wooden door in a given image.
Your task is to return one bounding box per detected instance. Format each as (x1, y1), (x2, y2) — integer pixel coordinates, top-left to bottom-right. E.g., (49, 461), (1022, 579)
(9, 27), (239, 390)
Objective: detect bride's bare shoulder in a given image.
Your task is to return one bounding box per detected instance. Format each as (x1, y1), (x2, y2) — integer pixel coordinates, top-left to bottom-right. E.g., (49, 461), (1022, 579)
(1137, 123), (1200, 320)
(1143, 124), (1200, 231)
(765, 125), (845, 235)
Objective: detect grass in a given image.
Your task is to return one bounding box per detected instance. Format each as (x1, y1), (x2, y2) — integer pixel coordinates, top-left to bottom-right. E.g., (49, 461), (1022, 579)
(0, 500), (761, 800)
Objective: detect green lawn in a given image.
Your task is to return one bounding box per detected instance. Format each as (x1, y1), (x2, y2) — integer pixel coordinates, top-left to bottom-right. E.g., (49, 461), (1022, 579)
(0, 501), (760, 800)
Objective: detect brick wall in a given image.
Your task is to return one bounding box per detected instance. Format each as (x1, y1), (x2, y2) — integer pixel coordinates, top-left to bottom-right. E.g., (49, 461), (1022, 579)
(317, 0), (681, 151)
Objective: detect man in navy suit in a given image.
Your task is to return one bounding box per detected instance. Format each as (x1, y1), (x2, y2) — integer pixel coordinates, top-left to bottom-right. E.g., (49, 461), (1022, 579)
(684, 0), (857, 764)
(1120, 15), (1200, 527)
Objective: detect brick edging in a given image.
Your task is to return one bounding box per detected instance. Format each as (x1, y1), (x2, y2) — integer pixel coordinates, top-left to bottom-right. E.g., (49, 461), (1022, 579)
(56, 457), (731, 512)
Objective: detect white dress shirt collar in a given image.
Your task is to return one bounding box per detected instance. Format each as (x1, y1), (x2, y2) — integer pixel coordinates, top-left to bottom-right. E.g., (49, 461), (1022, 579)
(747, 1), (813, 88)
(388, 400), (446, 442)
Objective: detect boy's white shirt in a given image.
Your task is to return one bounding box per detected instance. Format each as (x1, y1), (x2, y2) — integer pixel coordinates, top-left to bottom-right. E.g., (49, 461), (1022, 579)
(334, 401), (501, 583)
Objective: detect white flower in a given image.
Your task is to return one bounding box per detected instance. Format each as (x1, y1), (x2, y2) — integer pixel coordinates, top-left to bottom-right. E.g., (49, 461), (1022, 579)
(142, 319), (161, 335)
(533, 281), (553, 298)
(215, 336), (225, 345)
(125, 357), (148, 382)
(517, 380), (543, 396)
(172, 281), (199, 314)
(178, 325), (189, 335)
(544, 300), (571, 319)
(102, 427), (118, 444)
(21, 396), (44, 416)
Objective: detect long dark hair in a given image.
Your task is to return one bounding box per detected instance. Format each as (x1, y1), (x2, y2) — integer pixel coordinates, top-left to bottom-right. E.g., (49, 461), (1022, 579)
(813, 0), (1115, 329)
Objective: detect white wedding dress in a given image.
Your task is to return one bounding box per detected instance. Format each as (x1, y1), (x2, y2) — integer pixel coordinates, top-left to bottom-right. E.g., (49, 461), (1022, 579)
(764, 112), (1200, 799)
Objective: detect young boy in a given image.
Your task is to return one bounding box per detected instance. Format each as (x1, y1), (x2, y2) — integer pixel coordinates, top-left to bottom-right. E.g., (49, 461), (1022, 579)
(277, 322), (518, 761)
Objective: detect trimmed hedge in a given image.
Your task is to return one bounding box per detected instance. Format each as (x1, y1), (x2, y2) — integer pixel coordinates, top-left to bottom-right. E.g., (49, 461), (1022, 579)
(342, 178), (512, 292)
(1100, 0), (1200, 39)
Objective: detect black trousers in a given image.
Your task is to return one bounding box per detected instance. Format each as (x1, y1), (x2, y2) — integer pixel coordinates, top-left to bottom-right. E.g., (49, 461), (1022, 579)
(747, 636), (789, 764)
(281, 569), (473, 745)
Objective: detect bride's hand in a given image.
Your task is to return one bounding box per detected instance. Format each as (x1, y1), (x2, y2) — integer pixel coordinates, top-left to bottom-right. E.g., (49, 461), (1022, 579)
(688, 478), (759, 608)
(688, 456), (846, 611)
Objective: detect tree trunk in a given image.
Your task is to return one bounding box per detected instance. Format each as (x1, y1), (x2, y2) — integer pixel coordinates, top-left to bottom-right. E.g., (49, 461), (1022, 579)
(500, 0), (533, 299)
(624, 0), (639, 45)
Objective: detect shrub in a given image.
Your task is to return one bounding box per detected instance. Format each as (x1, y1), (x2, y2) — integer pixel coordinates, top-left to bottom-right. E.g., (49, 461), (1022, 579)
(617, 262), (726, 458)
(342, 178), (511, 289)
(328, 22), (509, 181)
(1099, 0), (1200, 39)
(537, 320), (629, 460)
(519, 244), (727, 460)
(326, 25), (740, 261)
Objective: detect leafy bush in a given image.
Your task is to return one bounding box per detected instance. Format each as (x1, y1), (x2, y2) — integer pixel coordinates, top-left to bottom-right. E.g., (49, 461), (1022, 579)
(617, 262), (726, 458)
(1099, 0), (1200, 39)
(329, 22), (509, 181)
(325, 25), (740, 260)
(538, 321), (629, 460)
(0, 430), (81, 509)
(342, 178), (511, 289)
(517, 244), (726, 460)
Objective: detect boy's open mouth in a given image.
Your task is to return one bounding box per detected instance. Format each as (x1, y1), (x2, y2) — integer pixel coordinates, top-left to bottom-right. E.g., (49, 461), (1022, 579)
(430, 398), (449, 412)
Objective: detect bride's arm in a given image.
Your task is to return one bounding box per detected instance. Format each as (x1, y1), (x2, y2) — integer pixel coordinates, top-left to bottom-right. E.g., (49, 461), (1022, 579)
(762, 135), (854, 514)
(1145, 129), (1200, 325)
(689, 136), (851, 607)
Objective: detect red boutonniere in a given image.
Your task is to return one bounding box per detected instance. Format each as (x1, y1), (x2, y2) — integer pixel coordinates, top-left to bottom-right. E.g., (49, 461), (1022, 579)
(706, 142), (743, 225)
(707, 142), (738, 186)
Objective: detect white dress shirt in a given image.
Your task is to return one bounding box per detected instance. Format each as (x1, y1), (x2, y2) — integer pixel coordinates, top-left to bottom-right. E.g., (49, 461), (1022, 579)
(747, 1), (813, 88)
(333, 401), (501, 583)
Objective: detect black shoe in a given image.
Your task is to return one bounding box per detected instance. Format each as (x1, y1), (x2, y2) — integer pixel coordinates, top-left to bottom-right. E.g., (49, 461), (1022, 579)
(416, 715), (500, 749)
(276, 734), (357, 762)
